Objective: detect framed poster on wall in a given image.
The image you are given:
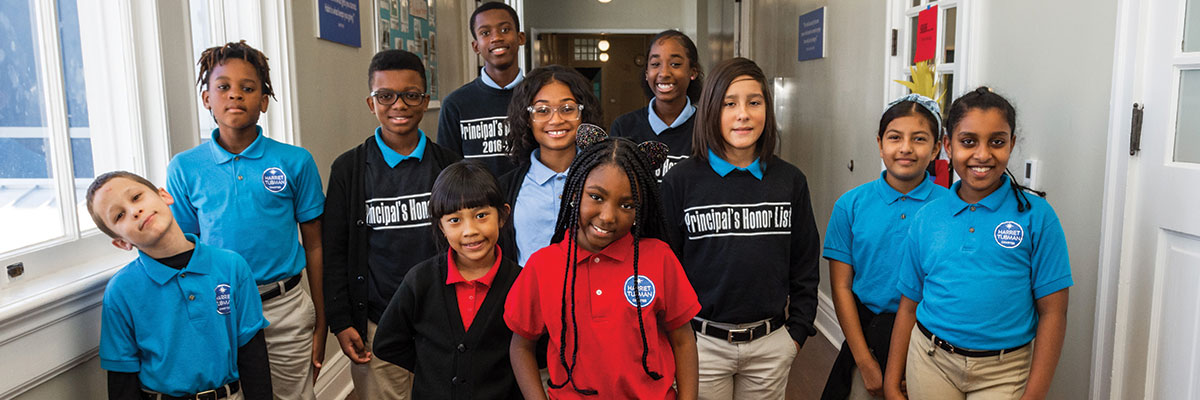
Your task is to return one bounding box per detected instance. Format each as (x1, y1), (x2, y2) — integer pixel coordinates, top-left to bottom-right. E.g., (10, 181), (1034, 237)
(375, 0), (440, 103)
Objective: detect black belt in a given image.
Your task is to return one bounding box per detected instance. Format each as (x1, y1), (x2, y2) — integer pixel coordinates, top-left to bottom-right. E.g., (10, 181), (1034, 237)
(261, 275), (302, 301)
(917, 321), (1029, 357)
(142, 381), (239, 400)
(691, 316), (786, 343)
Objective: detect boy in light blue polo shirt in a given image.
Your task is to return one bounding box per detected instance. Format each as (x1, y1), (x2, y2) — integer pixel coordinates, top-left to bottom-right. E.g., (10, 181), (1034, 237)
(166, 41), (326, 400)
(88, 171), (271, 399)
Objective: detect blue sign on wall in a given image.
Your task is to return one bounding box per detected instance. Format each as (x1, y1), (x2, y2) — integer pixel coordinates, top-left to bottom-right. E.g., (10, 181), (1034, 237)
(798, 7), (825, 61)
(318, 0), (361, 47)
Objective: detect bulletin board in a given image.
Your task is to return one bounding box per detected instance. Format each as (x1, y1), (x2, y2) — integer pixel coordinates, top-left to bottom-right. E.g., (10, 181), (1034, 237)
(376, 0), (440, 101)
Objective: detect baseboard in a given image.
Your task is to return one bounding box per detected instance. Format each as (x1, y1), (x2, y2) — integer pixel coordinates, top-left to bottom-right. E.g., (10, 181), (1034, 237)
(814, 290), (844, 348)
(315, 350), (355, 400)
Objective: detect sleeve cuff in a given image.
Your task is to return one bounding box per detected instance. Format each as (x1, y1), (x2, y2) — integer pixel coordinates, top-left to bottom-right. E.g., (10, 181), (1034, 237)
(897, 282), (923, 303)
(296, 206), (324, 224)
(238, 321), (268, 347)
(664, 303), (702, 331)
(101, 358), (140, 373)
(822, 248), (852, 265)
(1033, 275), (1073, 299)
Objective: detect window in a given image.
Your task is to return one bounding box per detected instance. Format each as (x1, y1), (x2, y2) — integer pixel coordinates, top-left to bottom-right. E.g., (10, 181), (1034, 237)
(885, 0), (972, 111)
(0, 0), (140, 261)
(574, 38), (600, 61)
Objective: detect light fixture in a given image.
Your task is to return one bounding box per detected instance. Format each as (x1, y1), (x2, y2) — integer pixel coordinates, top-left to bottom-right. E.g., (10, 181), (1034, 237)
(597, 39), (610, 51)
(598, 0), (611, 3)
(599, 53), (609, 62)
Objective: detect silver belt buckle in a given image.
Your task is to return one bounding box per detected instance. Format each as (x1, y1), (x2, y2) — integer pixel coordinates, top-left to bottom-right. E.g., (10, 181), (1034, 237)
(726, 327), (752, 343)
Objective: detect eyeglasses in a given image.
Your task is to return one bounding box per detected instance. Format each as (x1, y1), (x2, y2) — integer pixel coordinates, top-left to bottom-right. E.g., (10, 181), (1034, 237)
(527, 104), (584, 122)
(369, 90), (429, 107)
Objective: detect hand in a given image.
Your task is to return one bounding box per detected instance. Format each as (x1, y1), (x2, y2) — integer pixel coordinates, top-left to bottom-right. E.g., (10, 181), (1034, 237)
(335, 328), (372, 364)
(884, 378), (907, 400)
(312, 326), (328, 380)
(857, 358), (884, 397)
(794, 340), (800, 353)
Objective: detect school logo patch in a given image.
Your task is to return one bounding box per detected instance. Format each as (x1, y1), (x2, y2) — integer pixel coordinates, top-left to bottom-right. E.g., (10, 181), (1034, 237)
(262, 167), (287, 193)
(624, 275), (656, 307)
(994, 221), (1024, 249)
(214, 284), (232, 315)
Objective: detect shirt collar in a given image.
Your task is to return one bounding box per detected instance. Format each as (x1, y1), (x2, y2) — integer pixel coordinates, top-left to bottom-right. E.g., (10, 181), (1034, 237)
(374, 127), (427, 167)
(208, 127), (266, 164)
(646, 98), (696, 135)
(480, 67), (525, 90)
(527, 149), (568, 185)
(558, 231), (634, 263)
(707, 150), (763, 180)
(949, 178), (1014, 215)
(873, 170), (937, 204)
(139, 233), (207, 285)
(445, 247), (503, 287)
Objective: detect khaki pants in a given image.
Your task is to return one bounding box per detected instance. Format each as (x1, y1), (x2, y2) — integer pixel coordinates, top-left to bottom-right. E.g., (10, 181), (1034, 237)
(905, 326), (1032, 400)
(350, 321), (414, 399)
(696, 322), (797, 400)
(260, 278), (317, 400)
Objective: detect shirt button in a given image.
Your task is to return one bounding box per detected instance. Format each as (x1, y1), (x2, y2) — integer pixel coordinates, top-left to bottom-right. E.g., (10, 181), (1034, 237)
(180, 273), (186, 278)
(901, 197), (906, 201)
(234, 156), (239, 161)
(596, 289), (602, 295)
(593, 257), (601, 263)
(468, 295), (474, 300)
(900, 214), (906, 219)
(969, 227), (975, 233)
(457, 344), (467, 353)
(357, 302), (366, 309)
(356, 220), (365, 226)
(357, 275), (365, 281)
(237, 175), (243, 180)
(188, 295), (195, 301)
(970, 206), (976, 211)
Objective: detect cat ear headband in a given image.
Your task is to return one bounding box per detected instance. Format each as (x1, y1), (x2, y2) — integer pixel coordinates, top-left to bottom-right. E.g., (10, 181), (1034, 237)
(575, 123), (670, 170)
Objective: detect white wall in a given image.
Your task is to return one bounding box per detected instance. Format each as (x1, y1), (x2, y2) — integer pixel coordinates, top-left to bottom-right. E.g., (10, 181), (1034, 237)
(745, 0), (1116, 398)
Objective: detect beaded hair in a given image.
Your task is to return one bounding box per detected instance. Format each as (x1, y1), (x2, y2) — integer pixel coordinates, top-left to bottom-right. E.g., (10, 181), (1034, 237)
(944, 86), (1046, 211)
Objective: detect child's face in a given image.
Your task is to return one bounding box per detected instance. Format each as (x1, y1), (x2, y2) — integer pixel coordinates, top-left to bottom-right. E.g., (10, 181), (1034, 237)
(368, 69), (428, 137)
(91, 177), (177, 251)
(471, 9), (525, 70)
(645, 38), (695, 105)
(719, 75), (767, 157)
(576, 164), (636, 253)
(202, 58), (269, 132)
(879, 115), (938, 183)
(945, 108), (1014, 202)
(530, 80), (581, 153)
(439, 205), (506, 268)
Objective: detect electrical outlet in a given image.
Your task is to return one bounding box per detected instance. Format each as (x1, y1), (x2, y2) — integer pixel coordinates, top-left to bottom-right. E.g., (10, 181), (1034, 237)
(1024, 159), (1039, 191)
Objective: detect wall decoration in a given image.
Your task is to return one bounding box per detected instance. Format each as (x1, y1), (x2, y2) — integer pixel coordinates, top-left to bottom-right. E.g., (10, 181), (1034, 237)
(377, 0), (439, 101)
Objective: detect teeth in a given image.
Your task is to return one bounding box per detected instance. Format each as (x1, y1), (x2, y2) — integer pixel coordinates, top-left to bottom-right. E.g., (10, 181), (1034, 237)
(656, 83), (674, 91)
(546, 130), (567, 137)
(970, 167), (991, 173)
(491, 48), (507, 55)
(592, 225), (611, 234)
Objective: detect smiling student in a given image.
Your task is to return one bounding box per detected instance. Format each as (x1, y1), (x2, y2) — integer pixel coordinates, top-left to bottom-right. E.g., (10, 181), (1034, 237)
(883, 87), (1072, 400)
(609, 30), (704, 179)
(437, 2), (527, 177)
(323, 49), (461, 399)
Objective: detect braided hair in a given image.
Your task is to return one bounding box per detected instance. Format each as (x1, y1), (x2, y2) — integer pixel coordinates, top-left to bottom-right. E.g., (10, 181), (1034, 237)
(195, 40), (274, 98)
(546, 137), (669, 396)
(944, 86), (1046, 212)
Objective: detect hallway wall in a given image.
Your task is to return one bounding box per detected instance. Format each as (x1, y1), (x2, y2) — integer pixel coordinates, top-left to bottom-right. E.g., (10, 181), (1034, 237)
(745, 0), (1116, 398)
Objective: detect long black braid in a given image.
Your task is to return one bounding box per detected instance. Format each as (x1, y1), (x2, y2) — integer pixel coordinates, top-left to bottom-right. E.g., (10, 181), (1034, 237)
(945, 86), (1047, 212)
(547, 138), (669, 395)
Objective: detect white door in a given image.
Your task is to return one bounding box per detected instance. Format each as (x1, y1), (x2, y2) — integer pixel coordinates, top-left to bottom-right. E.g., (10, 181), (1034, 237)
(1108, 0), (1200, 399)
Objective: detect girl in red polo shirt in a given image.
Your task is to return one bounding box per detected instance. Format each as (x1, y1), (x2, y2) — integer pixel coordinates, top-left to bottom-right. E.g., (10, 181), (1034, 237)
(505, 134), (701, 399)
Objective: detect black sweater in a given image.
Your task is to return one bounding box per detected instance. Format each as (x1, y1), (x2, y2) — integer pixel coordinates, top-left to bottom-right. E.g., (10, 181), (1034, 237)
(437, 77), (517, 177)
(495, 161), (532, 265)
(323, 135), (461, 335)
(373, 254), (524, 400)
(660, 157), (821, 345)
(609, 106), (696, 179)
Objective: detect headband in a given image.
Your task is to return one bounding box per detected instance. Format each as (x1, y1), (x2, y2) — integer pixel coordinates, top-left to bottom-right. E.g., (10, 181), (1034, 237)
(575, 123), (670, 170)
(886, 93), (943, 138)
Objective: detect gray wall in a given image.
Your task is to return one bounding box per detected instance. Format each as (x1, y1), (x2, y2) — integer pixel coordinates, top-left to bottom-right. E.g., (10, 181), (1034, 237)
(745, 0), (1115, 398)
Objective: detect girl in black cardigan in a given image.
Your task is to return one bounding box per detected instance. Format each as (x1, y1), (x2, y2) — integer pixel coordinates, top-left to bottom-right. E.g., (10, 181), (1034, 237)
(374, 161), (523, 399)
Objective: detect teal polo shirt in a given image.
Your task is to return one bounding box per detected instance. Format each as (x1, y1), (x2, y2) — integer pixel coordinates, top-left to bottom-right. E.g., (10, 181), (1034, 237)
(167, 127), (325, 284)
(897, 179), (1073, 350)
(824, 171), (948, 314)
(99, 234), (268, 396)
(707, 150), (763, 179)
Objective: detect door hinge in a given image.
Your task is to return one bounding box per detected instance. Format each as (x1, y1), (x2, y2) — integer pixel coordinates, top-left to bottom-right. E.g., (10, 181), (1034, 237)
(891, 29), (898, 56)
(1129, 103), (1144, 156)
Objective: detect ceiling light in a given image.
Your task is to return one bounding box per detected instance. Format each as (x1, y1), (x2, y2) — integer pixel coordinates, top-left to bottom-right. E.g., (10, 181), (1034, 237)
(600, 53), (609, 62)
(597, 40), (610, 51)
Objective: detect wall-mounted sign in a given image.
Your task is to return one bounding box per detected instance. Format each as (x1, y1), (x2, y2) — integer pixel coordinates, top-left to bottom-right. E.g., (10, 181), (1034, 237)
(318, 0), (361, 47)
(798, 7), (826, 61)
(913, 5), (937, 63)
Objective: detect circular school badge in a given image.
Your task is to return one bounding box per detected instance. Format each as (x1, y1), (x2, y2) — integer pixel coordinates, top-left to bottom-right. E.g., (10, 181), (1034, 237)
(214, 284), (232, 315)
(994, 221), (1024, 249)
(262, 167), (287, 193)
(624, 275), (657, 307)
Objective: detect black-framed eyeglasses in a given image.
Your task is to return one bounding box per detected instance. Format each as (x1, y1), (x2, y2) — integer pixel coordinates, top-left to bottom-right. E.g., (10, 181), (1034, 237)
(526, 103), (583, 122)
(369, 90), (429, 107)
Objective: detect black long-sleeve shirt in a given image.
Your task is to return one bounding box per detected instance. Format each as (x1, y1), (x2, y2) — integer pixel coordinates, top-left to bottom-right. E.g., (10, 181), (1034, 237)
(437, 77), (517, 177)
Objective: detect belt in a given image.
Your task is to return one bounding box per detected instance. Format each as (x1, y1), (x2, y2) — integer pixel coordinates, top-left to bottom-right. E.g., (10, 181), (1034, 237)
(917, 321), (1029, 357)
(142, 381), (240, 400)
(261, 275), (302, 301)
(691, 316), (786, 344)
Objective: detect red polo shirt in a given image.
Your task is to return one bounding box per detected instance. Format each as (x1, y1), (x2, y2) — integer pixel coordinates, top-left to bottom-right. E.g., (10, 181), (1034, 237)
(446, 247), (503, 331)
(504, 234), (701, 399)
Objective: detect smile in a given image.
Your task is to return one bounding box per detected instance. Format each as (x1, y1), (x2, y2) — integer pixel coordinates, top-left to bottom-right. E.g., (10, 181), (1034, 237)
(461, 239), (487, 251)
(389, 116), (412, 124)
(545, 129), (568, 138)
(656, 83), (675, 92)
(590, 224), (613, 236)
(490, 46), (509, 55)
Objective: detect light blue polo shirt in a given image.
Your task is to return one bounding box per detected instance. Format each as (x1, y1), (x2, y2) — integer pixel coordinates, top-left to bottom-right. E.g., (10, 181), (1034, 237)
(99, 234), (268, 396)
(167, 127), (325, 284)
(480, 66), (525, 90)
(647, 98), (696, 135)
(513, 150), (568, 265)
(897, 179), (1073, 350)
(375, 127), (427, 166)
(824, 171), (948, 314)
(708, 150), (763, 179)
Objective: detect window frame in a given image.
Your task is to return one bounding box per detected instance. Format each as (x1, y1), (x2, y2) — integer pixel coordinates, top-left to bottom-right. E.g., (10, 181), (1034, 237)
(883, 0), (977, 109)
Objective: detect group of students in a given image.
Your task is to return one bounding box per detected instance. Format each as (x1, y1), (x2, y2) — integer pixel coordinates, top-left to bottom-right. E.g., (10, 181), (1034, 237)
(85, 2), (1071, 400)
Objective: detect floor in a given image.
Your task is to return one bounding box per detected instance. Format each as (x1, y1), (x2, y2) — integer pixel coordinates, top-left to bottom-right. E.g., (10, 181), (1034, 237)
(345, 330), (839, 399)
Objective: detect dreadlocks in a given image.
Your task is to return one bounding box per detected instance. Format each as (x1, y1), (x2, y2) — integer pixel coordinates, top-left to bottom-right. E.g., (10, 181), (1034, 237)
(195, 40), (275, 98)
(547, 137), (669, 395)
